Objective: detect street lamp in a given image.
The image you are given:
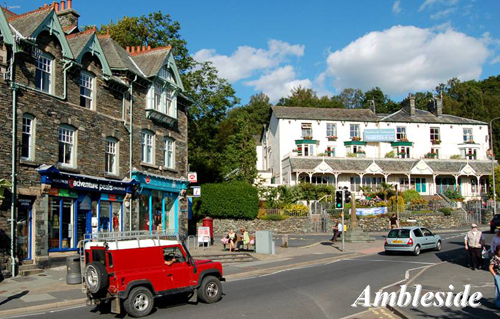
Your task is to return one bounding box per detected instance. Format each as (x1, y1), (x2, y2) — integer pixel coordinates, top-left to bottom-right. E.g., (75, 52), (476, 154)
(489, 117), (500, 215)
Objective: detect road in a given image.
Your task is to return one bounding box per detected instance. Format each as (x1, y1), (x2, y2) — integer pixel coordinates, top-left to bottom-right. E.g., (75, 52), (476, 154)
(7, 230), (492, 319)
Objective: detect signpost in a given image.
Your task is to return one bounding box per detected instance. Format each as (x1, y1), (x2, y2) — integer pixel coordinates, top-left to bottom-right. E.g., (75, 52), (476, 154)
(188, 172), (197, 183)
(192, 186), (201, 197)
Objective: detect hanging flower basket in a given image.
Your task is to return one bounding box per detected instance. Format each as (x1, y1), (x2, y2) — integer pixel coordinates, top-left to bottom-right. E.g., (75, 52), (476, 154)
(352, 136), (362, 141)
(431, 139), (441, 145)
(327, 136), (338, 141)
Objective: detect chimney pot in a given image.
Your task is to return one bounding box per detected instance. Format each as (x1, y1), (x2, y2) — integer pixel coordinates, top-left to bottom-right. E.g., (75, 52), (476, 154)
(67, 0), (72, 9)
(55, 2), (59, 11)
(131, 46), (135, 54)
(148, 45), (151, 50)
(126, 46), (130, 53)
(136, 46), (141, 52)
(60, 0), (65, 10)
(44, 3), (48, 8)
(142, 46), (146, 51)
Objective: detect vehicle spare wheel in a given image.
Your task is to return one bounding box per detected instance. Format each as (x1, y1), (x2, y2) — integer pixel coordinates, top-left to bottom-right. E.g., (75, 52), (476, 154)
(84, 261), (109, 294)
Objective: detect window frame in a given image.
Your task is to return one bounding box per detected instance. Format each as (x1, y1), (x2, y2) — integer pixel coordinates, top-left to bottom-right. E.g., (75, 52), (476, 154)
(105, 137), (118, 175)
(164, 137), (175, 169)
(301, 123), (312, 138)
(430, 127), (440, 142)
(463, 128), (473, 143)
(22, 114), (35, 160)
(350, 124), (360, 139)
(396, 126), (406, 141)
(141, 131), (155, 164)
(35, 51), (53, 94)
(58, 126), (76, 167)
(79, 71), (95, 110)
(326, 123), (336, 137)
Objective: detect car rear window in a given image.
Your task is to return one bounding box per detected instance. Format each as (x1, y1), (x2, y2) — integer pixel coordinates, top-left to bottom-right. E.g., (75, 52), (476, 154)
(92, 249), (106, 265)
(388, 229), (410, 238)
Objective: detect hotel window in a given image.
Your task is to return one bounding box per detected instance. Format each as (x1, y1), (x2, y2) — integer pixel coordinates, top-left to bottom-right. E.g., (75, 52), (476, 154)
(396, 127), (406, 140)
(461, 148), (477, 160)
(350, 124), (360, 139)
(153, 83), (163, 112)
(463, 128), (473, 143)
(80, 72), (94, 109)
(395, 146), (410, 159)
(301, 123), (312, 138)
(58, 126), (75, 167)
(142, 131), (155, 164)
(326, 123), (336, 137)
(430, 127), (440, 143)
(300, 144), (314, 156)
(430, 148), (439, 159)
(105, 138), (118, 174)
(164, 138), (175, 169)
(326, 146), (335, 157)
(35, 52), (52, 93)
(165, 89), (177, 118)
(22, 114), (35, 160)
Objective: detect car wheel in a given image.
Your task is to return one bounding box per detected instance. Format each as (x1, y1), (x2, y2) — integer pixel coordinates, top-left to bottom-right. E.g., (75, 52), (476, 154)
(435, 240), (442, 251)
(198, 276), (222, 304)
(123, 287), (154, 318)
(84, 262), (109, 294)
(413, 245), (421, 256)
(385, 250), (394, 255)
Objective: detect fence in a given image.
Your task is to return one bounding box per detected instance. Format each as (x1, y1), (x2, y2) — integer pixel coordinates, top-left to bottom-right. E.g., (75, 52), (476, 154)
(265, 209), (308, 217)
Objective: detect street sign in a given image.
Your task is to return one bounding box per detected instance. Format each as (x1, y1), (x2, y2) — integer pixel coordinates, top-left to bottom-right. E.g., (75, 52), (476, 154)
(188, 172), (197, 183)
(192, 186), (201, 197)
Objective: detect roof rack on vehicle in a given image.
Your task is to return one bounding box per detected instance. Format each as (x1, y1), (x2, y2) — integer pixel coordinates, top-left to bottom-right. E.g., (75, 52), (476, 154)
(84, 230), (179, 243)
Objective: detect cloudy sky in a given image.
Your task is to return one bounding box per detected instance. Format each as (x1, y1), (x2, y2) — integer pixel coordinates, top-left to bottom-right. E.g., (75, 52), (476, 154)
(12, 0), (500, 104)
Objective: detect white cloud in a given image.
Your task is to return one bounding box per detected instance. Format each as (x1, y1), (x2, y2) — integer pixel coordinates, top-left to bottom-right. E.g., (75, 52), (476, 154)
(430, 7), (457, 19)
(325, 25), (490, 96)
(245, 66), (312, 102)
(492, 56), (500, 64)
(392, 0), (402, 14)
(192, 40), (304, 82)
(419, 0), (458, 12)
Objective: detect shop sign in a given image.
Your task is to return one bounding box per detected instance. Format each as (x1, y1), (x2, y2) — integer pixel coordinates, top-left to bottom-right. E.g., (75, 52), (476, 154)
(48, 187), (78, 198)
(188, 172), (197, 183)
(145, 176), (151, 184)
(363, 129), (395, 142)
(198, 226), (210, 243)
(100, 193), (124, 202)
(50, 175), (129, 194)
(18, 198), (34, 208)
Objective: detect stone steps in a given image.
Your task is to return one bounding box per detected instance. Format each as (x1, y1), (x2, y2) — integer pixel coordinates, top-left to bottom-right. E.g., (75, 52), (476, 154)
(19, 263), (44, 276)
(194, 253), (255, 264)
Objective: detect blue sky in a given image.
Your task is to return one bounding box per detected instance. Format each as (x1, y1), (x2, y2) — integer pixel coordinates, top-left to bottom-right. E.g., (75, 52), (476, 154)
(8, 0), (500, 105)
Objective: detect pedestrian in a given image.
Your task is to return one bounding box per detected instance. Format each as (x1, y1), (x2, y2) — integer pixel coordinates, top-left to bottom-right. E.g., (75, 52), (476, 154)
(464, 223), (485, 271)
(491, 229), (500, 257)
(228, 229), (237, 252)
(330, 219), (339, 241)
(488, 245), (500, 308)
(332, 220), (343, 242)
(389, 214), (399, 229)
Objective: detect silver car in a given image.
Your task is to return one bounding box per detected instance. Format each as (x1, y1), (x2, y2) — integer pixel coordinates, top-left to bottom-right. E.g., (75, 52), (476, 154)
(384, 227), (442, 256)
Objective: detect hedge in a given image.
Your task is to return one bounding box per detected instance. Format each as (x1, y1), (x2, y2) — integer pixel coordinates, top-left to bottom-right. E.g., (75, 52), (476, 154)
(197, 182), (259, 220)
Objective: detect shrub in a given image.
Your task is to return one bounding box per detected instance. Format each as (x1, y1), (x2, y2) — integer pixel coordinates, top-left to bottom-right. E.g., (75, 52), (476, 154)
(259, 214), (289, 221)
(283, 203), (309, 216)
(403, 189), (420, 203)
(409, 198), (429, 210)
(257, 208), (267, 219)
(387, 195), (405, 213)
(375, 202), (387, 207)
(450, 155), (462, 160)
(439, 207), (453, 216)
(444, 188), (463, 201)
(413, 210), (433, 214)
(197, 182), (259, 220)
(385, 150), (395, 158)
(347, 153), (357, 157)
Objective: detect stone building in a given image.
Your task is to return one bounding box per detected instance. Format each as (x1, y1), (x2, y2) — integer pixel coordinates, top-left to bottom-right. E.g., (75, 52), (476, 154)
(257, 96), (494, 200)
(0, 1), (190, 274)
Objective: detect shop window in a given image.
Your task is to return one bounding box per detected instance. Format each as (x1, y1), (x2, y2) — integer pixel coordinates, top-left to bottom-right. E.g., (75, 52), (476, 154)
(139, 191), (177, 233)
(105, 138), (118, 174)
(35, 51), (52, 93)
(59, 126), (76, 167)
(164, 138), (175, 169)
(141, 131), (155, 164)
(48, 198), (73, 250)
(22, 114), (35, 160)
(80, 72), (94, 109)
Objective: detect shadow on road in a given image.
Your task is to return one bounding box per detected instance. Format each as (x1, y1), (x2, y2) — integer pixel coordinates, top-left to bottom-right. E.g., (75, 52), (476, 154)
(407, 298), (499, 319)
(0, 290), (29, 307)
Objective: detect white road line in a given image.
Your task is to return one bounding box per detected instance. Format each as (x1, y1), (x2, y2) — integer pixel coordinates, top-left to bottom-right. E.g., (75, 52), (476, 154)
(3, 312), (47, 319)
(343, 258), (436, 265)
(49, 305), (86, 313)
(378, 265), (431, 292)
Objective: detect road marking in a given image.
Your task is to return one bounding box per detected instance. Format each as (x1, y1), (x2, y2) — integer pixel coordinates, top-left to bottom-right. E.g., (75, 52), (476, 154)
(2, 312), (47, 318)
(344, 258), (435, 265)
(49, 305), (86, 313)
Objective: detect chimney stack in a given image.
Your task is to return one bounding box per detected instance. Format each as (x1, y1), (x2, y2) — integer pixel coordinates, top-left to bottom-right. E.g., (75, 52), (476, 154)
(427, 97), (443, 117)
(61, 0), (65, 10)
(56, 0), (79, 30)
(402, 93), (416, 117)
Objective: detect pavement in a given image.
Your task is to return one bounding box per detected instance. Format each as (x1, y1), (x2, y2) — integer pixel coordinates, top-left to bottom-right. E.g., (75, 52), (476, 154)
(0, 225), (492, 318)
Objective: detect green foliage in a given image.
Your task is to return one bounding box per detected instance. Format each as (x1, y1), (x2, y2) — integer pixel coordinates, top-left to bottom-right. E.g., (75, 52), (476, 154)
(402, 189), (420, 203)
(259, 184), (333, 209)
(439, 207), (453, 216)
(376, 182), (396, 202)
(276, 87), (344, 108)
(259, 214), (289, 221)
(375, 202), (387, 207)
(412, 210), (433, 214)
(283, 204), (309, 216)
(385, 150), (395, 158)
(409, 198), (429, 210)
(444, 188), (463, 201)
(362, 87), (399, 113)
(489, 165), (500, 200)
(347, 153), (357, 158)
(450, 155), (462, 160)
(197, 182), (258, 220)
(388, 196), (405, 213)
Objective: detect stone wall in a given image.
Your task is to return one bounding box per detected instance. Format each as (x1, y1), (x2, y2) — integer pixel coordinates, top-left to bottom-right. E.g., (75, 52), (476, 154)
(209, 218), (315, 235)
(358, 213), (464, 232)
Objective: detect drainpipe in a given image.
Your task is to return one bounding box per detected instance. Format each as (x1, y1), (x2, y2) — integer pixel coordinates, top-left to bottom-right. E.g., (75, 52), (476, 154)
(129, 75), (137, 231)
(62, 60), (73, 100)
(9, 44), (18, 278)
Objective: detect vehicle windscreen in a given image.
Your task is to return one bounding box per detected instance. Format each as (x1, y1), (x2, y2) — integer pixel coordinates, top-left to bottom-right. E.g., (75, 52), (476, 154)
(388, 229), (410, 238)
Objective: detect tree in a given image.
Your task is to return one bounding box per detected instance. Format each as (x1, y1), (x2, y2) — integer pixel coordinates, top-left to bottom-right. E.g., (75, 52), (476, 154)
(277, 86), (343, 108)
(362, 87), (398, 114)
(338, 88), (364, 108)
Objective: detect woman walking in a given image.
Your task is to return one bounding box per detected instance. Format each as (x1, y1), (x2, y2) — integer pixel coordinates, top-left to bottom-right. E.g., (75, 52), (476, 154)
(488, 245), (500, 308)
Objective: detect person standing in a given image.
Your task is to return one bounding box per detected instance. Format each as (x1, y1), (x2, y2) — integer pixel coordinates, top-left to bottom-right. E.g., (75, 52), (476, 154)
(332, 220), (343, 242)
(330, 219), (339, 241)
(465, 223), (485, 270)
(488, 245), (500, 308)
(389, 214), (399, 229)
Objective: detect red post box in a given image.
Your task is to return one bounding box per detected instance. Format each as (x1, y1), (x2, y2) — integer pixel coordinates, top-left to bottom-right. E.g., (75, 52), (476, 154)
(202, 217), (214, 244)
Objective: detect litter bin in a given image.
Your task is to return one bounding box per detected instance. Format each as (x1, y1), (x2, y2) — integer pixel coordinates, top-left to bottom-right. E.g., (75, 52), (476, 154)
(66, 255), (82, 285)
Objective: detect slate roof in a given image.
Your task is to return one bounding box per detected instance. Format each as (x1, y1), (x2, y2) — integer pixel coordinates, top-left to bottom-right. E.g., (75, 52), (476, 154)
(66, 32), (92, 58)
(272, 106), (379, 122)
(8, 6), (52, 37)
(381, 108), (486, 125)
(98, 37), (144, 76)
(1, 7), (17, 19)
(131, 47), (170, 78)
(287, 157), (493, 175)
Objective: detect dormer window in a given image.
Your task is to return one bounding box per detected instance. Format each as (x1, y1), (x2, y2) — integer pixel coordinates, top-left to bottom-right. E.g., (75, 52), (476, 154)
(146, 82), (177, 120)
(158, 66), (174, 83)
(35, 52), (53, 93)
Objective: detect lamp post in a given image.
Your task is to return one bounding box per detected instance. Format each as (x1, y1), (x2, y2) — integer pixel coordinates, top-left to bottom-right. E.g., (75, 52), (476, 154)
(489, 117), (500, 215)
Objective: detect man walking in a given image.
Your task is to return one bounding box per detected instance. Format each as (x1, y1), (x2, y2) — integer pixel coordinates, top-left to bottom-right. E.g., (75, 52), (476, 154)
(465, 223), (485, 271)
(332, 220), (343, 243)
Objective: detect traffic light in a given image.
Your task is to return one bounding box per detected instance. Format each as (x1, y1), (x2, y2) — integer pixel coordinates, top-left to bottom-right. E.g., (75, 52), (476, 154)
(335, 190), (344, 209)
(344, 189), (352, 204)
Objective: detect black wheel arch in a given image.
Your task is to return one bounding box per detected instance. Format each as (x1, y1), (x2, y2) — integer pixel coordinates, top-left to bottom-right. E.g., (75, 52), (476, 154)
(197, 270), (224, 288)
(118, 279), (155, 299)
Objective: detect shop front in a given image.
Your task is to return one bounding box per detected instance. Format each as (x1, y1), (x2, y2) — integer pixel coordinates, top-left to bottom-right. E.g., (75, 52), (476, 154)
(132, 171), (188, 236)
(38, 165), (135, 252)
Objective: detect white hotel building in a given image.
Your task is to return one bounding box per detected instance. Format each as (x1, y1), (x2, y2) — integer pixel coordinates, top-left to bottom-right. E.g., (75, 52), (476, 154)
(256, 95), (494, 200)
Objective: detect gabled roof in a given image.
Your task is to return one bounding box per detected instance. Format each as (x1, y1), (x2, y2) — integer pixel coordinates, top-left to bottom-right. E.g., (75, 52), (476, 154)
(67, 30), (112, 76)
(8, 6), (52, 38)
(1, 6), (17, 19)
(131, 47), (170, 77)
(0, 6), (13, 45)
(272, 106), (379, 122)
(98, 37), (144, 76)
(381, 108), (486, 125)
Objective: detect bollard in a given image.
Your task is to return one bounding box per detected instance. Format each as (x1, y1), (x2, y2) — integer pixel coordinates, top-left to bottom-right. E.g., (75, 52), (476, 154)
(66, 255), (82, 285)
(282, 234), (288, 248)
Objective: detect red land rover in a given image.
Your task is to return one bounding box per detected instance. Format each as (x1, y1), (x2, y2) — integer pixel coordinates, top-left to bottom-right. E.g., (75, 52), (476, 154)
(83, 237), (224, 317)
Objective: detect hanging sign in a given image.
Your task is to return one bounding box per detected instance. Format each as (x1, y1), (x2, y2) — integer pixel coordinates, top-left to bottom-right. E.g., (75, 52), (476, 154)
(192, 186), (201, 197)
(188, 172), (197, 183)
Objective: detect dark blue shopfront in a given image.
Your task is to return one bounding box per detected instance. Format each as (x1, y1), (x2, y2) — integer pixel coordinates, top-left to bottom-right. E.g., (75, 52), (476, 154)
(38, 165), (135, 252)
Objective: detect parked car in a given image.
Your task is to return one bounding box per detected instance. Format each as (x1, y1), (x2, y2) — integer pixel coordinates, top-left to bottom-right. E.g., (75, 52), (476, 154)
(384, 227), (442, 256)
(490, 214), (500, 233)
(83, 236), (225, 318)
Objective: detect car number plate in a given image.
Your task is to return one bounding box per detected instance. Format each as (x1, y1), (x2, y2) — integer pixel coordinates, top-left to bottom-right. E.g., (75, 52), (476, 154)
(392, 240), (403, 244)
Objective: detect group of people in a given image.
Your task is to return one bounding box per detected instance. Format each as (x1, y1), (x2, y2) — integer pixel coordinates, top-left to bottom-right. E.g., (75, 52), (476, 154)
(464, 223), (500, 307)
(222, 228), (255, 252)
